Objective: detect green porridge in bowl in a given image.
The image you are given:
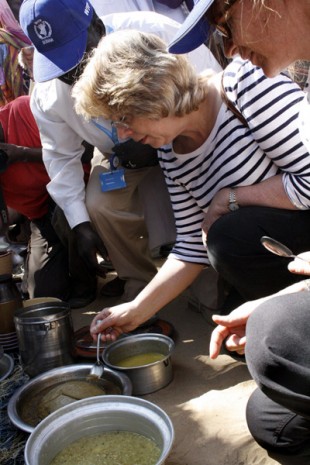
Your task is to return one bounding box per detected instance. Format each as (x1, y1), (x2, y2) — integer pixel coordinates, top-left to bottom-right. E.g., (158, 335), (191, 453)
(115, 352), (165, 367)
(50, 431), (161, 465)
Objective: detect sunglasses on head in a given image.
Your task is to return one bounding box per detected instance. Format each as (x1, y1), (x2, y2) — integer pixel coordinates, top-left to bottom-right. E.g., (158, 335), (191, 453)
(209, 0), (238, 39)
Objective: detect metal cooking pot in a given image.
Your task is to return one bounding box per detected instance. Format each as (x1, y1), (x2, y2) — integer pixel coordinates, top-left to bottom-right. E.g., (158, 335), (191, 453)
(14, 302), (76, 377)
(24, 395), (174, 465)
(103, 333), (175, 395)
(7, 363), (132, 433)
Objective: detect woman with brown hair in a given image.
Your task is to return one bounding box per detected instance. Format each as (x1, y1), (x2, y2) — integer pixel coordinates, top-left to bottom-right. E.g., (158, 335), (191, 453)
(171, 1), (310, 463)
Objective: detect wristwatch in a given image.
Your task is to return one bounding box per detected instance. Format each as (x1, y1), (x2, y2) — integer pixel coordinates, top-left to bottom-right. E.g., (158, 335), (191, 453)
(228, 188), (239, 211)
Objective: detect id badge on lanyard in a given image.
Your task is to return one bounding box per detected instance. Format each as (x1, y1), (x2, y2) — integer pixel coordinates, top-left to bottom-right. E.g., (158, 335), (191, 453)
(100, 154), (126, 192)
(92, 119), (127, 192)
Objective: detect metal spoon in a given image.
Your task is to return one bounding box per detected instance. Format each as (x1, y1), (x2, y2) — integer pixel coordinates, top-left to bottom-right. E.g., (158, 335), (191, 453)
(88, 320), (105, 379)
(260, 236), (310, 263)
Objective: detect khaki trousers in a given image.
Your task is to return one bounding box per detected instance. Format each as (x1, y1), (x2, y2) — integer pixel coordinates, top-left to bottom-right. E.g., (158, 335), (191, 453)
(86, 159), (176, 301)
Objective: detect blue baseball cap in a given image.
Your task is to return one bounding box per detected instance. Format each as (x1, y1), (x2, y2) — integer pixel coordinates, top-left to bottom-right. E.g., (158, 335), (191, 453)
(168, 0), (214, 54)
(19, 0), (93, 82)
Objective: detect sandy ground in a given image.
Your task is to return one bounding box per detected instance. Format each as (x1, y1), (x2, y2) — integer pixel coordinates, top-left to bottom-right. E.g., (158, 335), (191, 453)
(71, 267), (280, 465)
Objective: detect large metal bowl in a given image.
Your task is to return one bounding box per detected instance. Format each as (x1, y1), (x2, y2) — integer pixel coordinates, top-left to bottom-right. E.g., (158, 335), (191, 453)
(24, 395), (174, 465)
(7, 363), (132, 433)
(103, 333), (175, 395)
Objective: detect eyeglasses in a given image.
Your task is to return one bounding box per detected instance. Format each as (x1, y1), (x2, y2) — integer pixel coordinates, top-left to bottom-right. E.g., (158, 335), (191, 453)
(111, 116), (131, 130)
(210, 0), (239, 39)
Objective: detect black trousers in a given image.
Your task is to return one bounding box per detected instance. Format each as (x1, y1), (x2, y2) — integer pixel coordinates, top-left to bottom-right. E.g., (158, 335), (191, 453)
(207, 207), (310, 300)
(51, 206), (97, 298)
(25, 206), (96, 299)
(245, 292), (310, 464)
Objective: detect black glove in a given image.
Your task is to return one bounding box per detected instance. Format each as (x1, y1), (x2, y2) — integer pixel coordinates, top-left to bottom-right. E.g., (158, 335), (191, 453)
(112, 139), (158, 169)
(81, 141), (94, 164)
(73, 222), (108, 277)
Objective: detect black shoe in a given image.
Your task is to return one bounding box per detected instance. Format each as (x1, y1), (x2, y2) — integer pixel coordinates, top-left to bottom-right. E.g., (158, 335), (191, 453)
(68, 293), (97, 309)
(99, 259), (115, 271)
(100, 276), (126, 297)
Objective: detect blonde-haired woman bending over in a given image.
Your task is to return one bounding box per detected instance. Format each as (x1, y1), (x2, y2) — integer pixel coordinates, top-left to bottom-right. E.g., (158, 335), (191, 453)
(73, 29), (310, 342)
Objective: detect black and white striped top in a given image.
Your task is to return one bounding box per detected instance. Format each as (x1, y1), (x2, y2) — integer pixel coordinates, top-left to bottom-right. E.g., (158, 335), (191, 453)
(158, 58), (310, 266)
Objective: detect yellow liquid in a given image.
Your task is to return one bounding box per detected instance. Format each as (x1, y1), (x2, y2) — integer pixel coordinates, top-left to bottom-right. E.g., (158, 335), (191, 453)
(50, 431), (161, 465)
(115, 352), (165, 368)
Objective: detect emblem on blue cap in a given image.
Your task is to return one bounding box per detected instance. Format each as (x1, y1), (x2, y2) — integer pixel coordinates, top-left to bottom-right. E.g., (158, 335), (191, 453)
(34, 19), (53, 44)
(19, 0), (94, 82)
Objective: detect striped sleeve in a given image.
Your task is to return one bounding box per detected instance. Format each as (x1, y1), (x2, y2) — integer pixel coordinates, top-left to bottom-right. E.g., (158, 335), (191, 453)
(224, 59), (310, 209)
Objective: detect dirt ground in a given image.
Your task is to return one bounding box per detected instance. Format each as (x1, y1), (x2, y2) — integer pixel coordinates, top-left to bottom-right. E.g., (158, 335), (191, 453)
(71, 265), (280, 465)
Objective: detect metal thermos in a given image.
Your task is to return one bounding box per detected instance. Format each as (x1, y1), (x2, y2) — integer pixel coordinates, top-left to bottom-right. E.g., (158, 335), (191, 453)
(14, 302), (76, 377)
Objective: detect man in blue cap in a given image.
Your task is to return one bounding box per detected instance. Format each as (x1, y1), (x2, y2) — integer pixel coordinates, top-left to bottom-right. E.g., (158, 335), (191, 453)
(19, 0), (221, 303)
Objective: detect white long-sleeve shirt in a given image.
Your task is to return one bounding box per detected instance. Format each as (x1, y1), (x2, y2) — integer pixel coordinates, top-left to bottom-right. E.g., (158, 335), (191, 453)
(31, 11), (221, 228)
(90, 0), (190, 22)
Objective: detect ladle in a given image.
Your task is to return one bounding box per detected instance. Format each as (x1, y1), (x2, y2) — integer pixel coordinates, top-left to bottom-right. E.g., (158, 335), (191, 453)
(260, 236), (309, 263)
(88, 320), (105, 379)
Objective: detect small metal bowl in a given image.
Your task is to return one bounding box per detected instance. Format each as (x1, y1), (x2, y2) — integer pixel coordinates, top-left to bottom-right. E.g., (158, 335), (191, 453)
(7, 363), (132, 433)
(24, 395), (174, 465)
(103, 333), (175, 395)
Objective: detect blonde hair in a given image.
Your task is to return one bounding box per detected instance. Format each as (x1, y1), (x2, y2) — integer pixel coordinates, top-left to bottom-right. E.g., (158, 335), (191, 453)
(73, 29), (209, 122)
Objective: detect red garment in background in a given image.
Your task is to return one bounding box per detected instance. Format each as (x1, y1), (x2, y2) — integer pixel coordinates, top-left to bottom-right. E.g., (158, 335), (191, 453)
(0, 95), (50, 219)
(0, 0), (32, 105)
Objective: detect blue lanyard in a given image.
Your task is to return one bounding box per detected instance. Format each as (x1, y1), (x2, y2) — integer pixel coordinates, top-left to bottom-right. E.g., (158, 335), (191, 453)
(91, 119), (119, 145)
(91, 119), (120, 171)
